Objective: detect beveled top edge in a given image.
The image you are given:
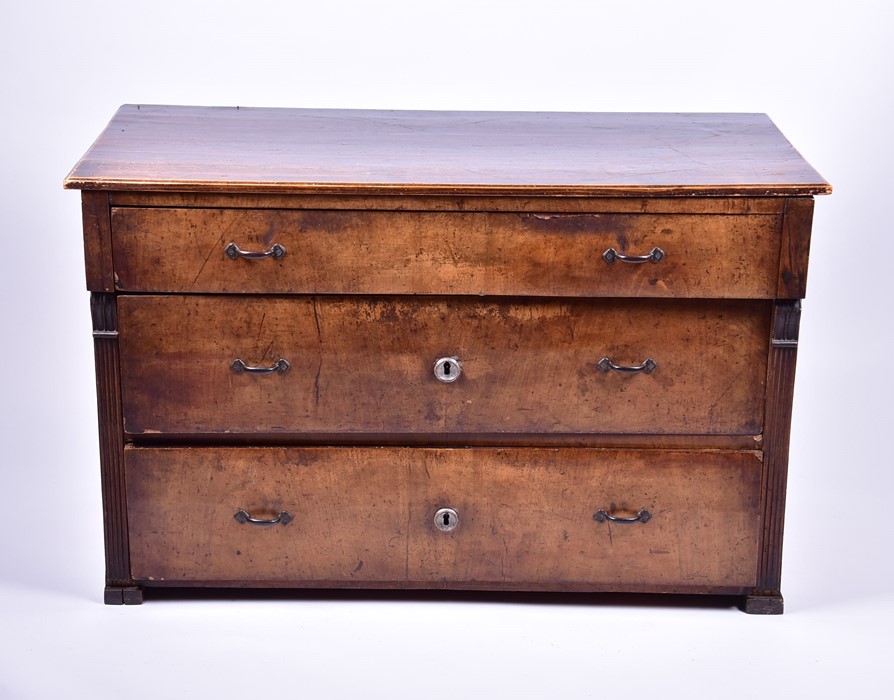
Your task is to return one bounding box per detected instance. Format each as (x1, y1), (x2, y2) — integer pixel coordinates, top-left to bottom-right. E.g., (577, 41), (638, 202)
(64, 105), (831, 196)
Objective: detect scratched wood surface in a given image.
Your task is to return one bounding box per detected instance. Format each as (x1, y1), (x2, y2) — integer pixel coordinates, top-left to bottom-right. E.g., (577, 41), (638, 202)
(107, 192), (787, 214)
(64, 106), (830, 196)
(118, 295), (770, 437)
(111, 207), (782, 298)
(68, 106), (827, 609)
(125, 446), (762, 587)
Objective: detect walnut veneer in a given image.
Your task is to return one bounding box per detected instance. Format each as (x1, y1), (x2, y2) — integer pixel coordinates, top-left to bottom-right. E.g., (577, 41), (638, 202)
(66, 106), (829, 612)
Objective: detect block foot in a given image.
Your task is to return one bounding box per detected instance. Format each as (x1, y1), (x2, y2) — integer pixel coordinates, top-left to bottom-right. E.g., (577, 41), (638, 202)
(105, 586), (144, 605)
(743, 593), (784, 615)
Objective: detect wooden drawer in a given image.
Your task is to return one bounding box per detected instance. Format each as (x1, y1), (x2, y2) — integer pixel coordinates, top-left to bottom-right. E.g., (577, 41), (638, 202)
(126, 447), (762, 589)
(118, 295), (770, 437)
(110, 208), (782, 298)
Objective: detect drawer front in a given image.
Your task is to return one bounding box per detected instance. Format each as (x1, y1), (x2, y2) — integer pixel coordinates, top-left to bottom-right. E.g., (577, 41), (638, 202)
(126, 447), (761, 588)
(119, 296), (769, 437)
(111, 208), (781, 298)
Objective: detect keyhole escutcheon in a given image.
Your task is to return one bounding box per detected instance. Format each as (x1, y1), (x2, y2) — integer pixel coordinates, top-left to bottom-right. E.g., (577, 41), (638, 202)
(433, 356), (463, 383)
(434, 507), (459, 532)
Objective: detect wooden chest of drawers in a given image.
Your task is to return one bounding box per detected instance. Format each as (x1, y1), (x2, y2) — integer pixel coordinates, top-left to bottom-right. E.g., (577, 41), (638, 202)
(65, 106), (829, 612)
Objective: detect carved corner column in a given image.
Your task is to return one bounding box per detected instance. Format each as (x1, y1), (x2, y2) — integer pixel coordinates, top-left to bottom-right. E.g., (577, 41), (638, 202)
(91, 293), (141, 605)
(746, 299), (802, 615)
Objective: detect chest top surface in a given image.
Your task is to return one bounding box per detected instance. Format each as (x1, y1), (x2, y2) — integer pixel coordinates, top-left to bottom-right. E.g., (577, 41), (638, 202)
(64, 105), (830, 197)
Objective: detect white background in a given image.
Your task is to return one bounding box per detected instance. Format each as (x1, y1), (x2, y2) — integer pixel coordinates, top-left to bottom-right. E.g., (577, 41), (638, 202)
(1, 0), (892, 697)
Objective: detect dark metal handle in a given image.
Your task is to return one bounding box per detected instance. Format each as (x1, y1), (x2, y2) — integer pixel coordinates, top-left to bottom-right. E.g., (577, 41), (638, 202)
(225, 242), (287, 260)
(603, 247), (665, 264)
(231, 358), (291, 374)
(597, 357), (657, 374)
(234, 509), (294, 526)
(594, 508), (652, 524)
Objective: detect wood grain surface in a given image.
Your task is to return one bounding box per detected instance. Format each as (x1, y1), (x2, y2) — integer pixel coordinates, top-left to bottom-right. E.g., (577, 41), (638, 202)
(81, 193), (114, 292)
(118, 295), (770, 437)
(108, 192), (787, 214)
(125, 446), (762, 587)
(68, 106), (825, 609)
(778, 197), (815, 298)
(111, 207), (782, 298)
(90, 293), (131, 589)
(64, 106), (830, 196)
(757, 301), (802, 598)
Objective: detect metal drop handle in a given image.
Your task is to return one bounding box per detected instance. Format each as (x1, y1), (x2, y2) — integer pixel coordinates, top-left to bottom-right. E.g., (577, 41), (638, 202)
(231, 358), (292, 374)
(234, 509), (294, 526)
(603, 247), (665, 264)
(593, 508), (652, 524)
(597, 357), (657, 374)
(225, 242), (287, 260)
